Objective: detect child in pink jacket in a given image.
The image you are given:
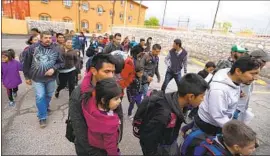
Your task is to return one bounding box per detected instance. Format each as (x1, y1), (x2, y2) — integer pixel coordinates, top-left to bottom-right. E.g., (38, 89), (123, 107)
(82, 78), (122, 156)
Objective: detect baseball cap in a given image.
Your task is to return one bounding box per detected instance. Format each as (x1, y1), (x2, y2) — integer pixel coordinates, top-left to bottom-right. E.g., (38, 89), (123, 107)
(250, 49), (270, 62)
(231, 45), (248, 53)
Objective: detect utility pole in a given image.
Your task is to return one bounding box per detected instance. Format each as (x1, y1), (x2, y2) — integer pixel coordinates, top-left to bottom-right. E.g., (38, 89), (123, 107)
(177, 17), (190, 30)
(111, 0), (116, 32)
(161, 0), (167, 29)
(211, 0), (220, 34)
(78, 0), (81, 32)
(137, 0), (142, 26)
(124, 0), (128, 26)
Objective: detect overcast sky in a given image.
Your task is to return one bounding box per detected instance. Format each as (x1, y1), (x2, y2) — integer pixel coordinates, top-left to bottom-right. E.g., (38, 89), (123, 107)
(138, 1), (270, 33)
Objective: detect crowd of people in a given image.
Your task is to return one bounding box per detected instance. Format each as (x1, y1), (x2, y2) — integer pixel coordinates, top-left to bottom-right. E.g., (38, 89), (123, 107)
(1, 27), (270, 156)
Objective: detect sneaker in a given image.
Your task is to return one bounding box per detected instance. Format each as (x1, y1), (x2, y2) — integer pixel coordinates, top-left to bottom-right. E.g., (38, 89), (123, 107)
(9, 101), (15, 107)
(55, 91), (59, 98)
(39, 119), (47, 128)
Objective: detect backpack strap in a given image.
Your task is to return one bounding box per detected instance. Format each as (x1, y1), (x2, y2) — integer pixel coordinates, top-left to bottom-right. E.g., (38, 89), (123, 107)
(181, 129), (204, 155)
(194, 137), (224, 156)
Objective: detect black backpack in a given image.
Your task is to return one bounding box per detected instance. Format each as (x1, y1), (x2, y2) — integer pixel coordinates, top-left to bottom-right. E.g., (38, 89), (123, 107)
(132, 90), (159, 138)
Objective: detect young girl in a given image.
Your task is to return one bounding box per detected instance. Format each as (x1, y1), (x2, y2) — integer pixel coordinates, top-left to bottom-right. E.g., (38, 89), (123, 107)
(82, 78), (122, 156)
(1, 49), (22, 106)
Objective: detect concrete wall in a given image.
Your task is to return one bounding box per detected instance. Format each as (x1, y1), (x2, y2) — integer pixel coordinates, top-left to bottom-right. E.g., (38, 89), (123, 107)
(26, 19), (74, 34)
(2, 18), (28, 34)
(112, 27), (270, 77)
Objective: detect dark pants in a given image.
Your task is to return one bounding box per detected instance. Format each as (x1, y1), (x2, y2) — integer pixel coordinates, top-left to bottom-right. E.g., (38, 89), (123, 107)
(194, 115), (222, 135)
(140, 139), (179, 156)
(81, 44), (85, 57)
(56, 70), (76, 96)
(127, 92), (142, 116)
(6, 87), (18, 102)
(161, 70), (181, 91)
(115, 96), (124, 143)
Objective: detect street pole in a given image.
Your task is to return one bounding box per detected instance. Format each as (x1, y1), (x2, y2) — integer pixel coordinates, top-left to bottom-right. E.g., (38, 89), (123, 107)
(161, 0), (167, 29)
(111, 0), (116, 32)
(211, 0), (220, 34)
(124, 0), (128, 26)
(137, 0), (142, 26)
(78, 0), (81, 32)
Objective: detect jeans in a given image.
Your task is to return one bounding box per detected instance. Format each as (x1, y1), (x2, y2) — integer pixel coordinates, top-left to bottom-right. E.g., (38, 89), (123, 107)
(161, 70), (182, 91)
(33, 80), (56, 120)
(142, 83), (149, 97)
(127, 94), (142, 116)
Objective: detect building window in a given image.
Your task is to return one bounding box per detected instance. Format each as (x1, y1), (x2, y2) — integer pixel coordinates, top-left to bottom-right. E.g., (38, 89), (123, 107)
(119, 12), (124, 20)
(4, 0), (14, 4)
(81, 20), (89, 29)
(120, 0), (124, 7)
(41, 0), (49, 3)
(128, 16), (132, 22)
(130, 3), (134, 10)
(63, 17), (72, 23)
(39, 13), (51, 21)
(63, 0), (72, 7)
(109, 9), (113, 17)
(97, 5), (104, 15)
(96, 23), (102, 32)
(81, 2), (89, 11)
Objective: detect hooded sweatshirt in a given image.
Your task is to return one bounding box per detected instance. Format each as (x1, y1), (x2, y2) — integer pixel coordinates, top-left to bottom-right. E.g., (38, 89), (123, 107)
(140, 91), (186, 155)
(198, 68), (241, 128)
(82, 97), (120, 156)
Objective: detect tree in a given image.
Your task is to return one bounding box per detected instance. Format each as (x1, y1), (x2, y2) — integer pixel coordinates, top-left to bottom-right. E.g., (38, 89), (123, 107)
(222, 22), (232, 32)
(144, 16), (160, 26)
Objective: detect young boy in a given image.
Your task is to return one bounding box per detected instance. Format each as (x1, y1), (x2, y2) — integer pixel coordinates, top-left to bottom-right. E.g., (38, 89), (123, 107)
(137, 73), (209, 155)
(187, 61), (216, 119)
(197, 61), (216, 80)
(126, 65), (144, 120)
(194, 120), (257, 156)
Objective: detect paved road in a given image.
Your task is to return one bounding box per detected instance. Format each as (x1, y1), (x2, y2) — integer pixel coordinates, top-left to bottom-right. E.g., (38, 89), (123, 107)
(2, 37), (270, 155)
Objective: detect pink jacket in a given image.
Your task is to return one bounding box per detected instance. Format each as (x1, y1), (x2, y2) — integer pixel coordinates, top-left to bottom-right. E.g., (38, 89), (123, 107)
(81, 72), (120, 156)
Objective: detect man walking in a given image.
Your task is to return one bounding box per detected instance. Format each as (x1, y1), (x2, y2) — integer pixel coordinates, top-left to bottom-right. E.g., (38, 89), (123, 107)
(161, 39), (188, 92)
(139, 44), (161, 97)
(103, 33), (122, 54)
(23, 31), (64, 128)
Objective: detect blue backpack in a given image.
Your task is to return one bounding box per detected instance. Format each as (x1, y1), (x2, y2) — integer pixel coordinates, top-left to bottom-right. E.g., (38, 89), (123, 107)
(180, 129), (227, 156)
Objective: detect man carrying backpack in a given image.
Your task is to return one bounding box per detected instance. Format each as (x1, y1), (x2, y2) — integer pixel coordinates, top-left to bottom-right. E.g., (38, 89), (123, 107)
(135, 73), (209, 155)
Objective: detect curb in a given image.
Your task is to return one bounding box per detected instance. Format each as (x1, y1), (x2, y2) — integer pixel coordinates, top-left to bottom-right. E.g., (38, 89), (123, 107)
(191, 58), (268, 86)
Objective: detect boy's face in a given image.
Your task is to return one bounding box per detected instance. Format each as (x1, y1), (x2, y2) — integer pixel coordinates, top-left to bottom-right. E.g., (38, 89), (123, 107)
(136, 71), (143, 78)
(181, 92), (205, 107)
(206, 67), (215, 73)
(234, 141), (256, 155)
(235, 68), (260, 85)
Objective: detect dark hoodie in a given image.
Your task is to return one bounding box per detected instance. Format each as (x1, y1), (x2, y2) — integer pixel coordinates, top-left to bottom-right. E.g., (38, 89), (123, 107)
(139, 91), (186, 155)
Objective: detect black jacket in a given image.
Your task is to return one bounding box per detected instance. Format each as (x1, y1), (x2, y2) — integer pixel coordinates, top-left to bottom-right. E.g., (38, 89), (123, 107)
(131, 44), (144, 59)
(69, 85), (123, 156)
(139, 91), (186, 155)
(197, 69), (209, 79)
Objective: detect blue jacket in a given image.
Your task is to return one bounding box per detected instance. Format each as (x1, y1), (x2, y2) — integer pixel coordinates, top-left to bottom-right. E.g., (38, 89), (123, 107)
(72, 35), (81, 50)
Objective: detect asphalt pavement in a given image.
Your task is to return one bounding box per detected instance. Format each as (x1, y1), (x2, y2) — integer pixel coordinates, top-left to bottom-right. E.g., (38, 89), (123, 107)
(2, 37), (270, 155)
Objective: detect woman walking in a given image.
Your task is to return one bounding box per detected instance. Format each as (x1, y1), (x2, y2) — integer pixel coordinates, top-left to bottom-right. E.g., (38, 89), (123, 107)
(55, 37), (81, 98)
